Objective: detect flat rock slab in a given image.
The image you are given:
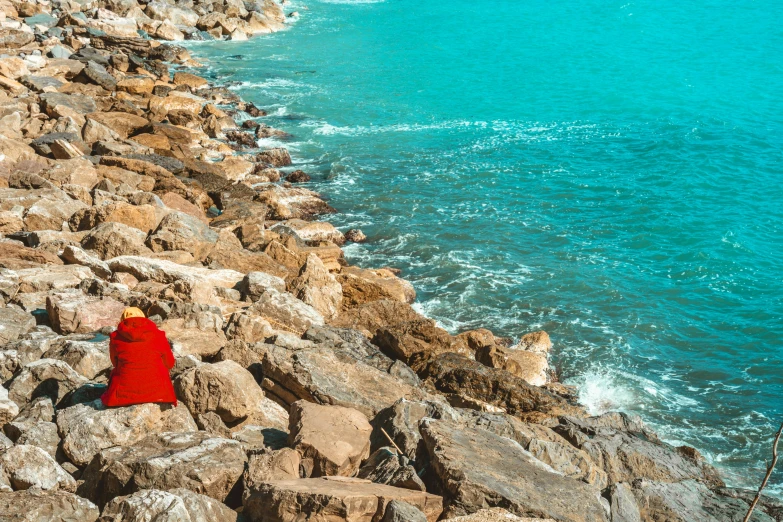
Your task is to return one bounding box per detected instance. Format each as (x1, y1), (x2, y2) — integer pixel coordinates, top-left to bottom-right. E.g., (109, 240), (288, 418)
(420, 419), (608, 522)
(444, 508), (555, 521)
(0, 489), (99, 521)
(243, 477), (443, 522)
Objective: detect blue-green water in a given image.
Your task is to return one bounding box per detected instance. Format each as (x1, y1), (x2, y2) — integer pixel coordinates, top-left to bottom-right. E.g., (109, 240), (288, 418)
(192, 0), (783, 493)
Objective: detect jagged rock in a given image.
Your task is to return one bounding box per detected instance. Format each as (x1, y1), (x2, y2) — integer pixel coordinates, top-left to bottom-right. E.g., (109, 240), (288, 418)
(147, 211), (219, 262)
(262, 340), (427, 418)
(174, 360), (266, 423)
(358, 447), (426, 491)
(243, 271), (287, 300)
(86, 112), (149, 139)
(0, 384), (19, 426)
(69, 201), (158, 233)
(276, 219), (345, 244)
(289, 401), (372, 478)
(46, 291), (126, 335)
(370, 398), (455, 463)
(196, 411), (232, 437)
(3, 414), (59, 458)
(289, 253), (343, 320)
(56, 400), (197, 467)
(160, 192), (207, 223)
(101, 488), (238, 522)
(8, 359), (88, 409)
(0, 29), (35, 49)
(476, 345), (549, 387)
(40, 92), (98, 116)
(0, 489), (99, 521)
(0, 306), (35, 345)
(514, 331), (552, 353)
(145, 0), (199, 26)
(627, 479), (773, 522)
(374, 318), (466, 371)
(250, 287), (325, 334)
(256, 185), (335, 220)
(421, 353), (579, 421)
(79, 431), (246, 508)
(243, 477), (443, 522)
(382, 500), (428, 522)
(345, 229), (367, 243)
(108, 255), (244, 290)
(256, 147), (292, 167)
(161, 310), (227, 358)
(62, 245), (112, 278)
(420, 419), (608, 521)
(42, 339), (111, 381)
(554, 416), (723, 489)
(286, 170), (311, 183)
(0, 445), (76, 492)
(605, 483), (641, 522)
(243, 448), (301, 500)
(81, 222), (152, 259)
(338, 266), (416, 309)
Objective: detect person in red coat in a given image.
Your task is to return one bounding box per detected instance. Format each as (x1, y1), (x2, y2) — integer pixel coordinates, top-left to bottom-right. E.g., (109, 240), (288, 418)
(101, 307), (178, 408)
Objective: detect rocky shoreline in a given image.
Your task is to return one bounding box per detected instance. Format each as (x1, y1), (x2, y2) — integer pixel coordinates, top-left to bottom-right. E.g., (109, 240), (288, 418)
(0, 0), (781, 520)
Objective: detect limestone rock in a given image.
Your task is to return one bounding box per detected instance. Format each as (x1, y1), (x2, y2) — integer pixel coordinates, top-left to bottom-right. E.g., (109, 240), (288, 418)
(174, 360), (266, 423)
(476, 345), (549, 387)
(514, 331), (552, 353)
(161, 310), (227, 358)
(276, 219), (345, 244)
(79, 431), (246, 508)
(358, 447), (426, 491)
(8, 359), (88, 409)
(147, 211), (219, 261)
(0, 489), (99, 521)
(56, 400), (197, 467)
(243, 448), (301, 500)
(0, 306), (35, 345)
(243, 477), (443, 522)
(243, 270), (287, 301)
(14, 265), (94, 294)
(101, 488), (238, 522)
(81, 222), (152, 259)
(250, 287), (325, 334)
(370, 398), (455, 463)
(42, 339), (111, 381)
(420, 419), (608, 521)
(62, 245), (112, 278)
(46, 291), (126, 335)
(0, 384), (19, 426)
(382, 500), (428, 522)
(288, 400), (372, 478)
(445, 508), (555, 521)
(338, 266), (416, 309)
(255, 147), (292, 167)
(289, 253), (343, 320)
(4, 419), (59, 458)
(69, 201), (158, 233)
(0, 444), (76, 492)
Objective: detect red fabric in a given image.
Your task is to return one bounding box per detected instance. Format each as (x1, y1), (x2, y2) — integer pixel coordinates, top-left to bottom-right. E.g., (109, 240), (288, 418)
(101, 317), (177, 408)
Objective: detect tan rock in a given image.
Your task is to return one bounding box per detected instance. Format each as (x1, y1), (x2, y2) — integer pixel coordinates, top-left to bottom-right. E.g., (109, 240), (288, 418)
(116, 75), (155, 95)
(338, 266), (416, 309)
(0, 444), (76, 492)
(149, 92), (206, 117)
(244, 477), (443, 522)
(102, 488), (238, 522)
(85, 111), (149, 139)
(289, 253), (342, 320)
(147, 211), (218, 261)
(81, 221), (153, 259)
(46, 291), (126, 335)
(69, 201), (158, 233)
(289, 400), (372, 478)
(173, 72), (208, 90)
(514, 331), (552, 353)
(244, 448), (301, 499)
(175, 360), (266, 423)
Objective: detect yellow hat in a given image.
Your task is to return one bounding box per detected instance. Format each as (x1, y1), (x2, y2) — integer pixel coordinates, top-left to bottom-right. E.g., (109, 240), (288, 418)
(121, 307), (145, 321)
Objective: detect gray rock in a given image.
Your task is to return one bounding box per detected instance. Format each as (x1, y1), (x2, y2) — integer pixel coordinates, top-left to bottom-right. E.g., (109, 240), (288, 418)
(0, 306), (36, 345)
(81, 61), (117, 91)
(39, 92), (98, 115)
(607, 483), (641, 522)
(0, 445), (76, 492)
(242, 270), (286, 301)
(0, 489), (99, 521)
(49, 46), (72, 59)
(420, 418), (608, 521)
(101, 488), (238, 522)
(62, 245), (112, 279)
(370, 398), (456, 463)
(382, 499), (428, 522)
(358, 447), (426, 491)
(249, 287), (325, 334)
(20, 75), (65, 93)
(4, 418), (59, 458)
(79, 431), (246, 508)
(8, 359), (88, 409)
(57, 400), (197, 467)
(42, 339), (111, 380)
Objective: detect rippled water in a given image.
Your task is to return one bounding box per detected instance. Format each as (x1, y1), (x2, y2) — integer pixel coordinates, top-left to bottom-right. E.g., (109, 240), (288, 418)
(190, 0), (783, 494)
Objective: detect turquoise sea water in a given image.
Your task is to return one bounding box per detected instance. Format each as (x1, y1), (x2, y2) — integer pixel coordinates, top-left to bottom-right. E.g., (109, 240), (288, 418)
(191, 0), (783, 493)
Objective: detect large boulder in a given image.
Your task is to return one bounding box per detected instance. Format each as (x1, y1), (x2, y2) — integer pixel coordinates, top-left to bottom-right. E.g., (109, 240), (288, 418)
(0, 445), (76, 492)
(14, 265), (93, 294)
(101, 488), (238, 522)
(288, 253), (343, 321)
(262, 341), (427, 418)
(161, 310), (227, 358)
(420, 419), (608, 521)
(0, 306), (35, 345)
(370, 398), (456, 463)
(0, 489), (99, 521)
(69, 202), (158, 233)
(46, 291), (126, 335)
(357, 447), (426, 491)
(147, 211), (219, 261)
(174, 360), (267, 423)
(79, 431), (246, 508)
(8, 359), (88, 409)
(57, 400), (197, 467)
(288, 401), (372, 478)
(250, 287), (325, 334)
(0, 385), (19, 426)
(81, 222), (152, 259)
(374, 319), (466, 371)
(244, 477), (443, 522)
(243, 448), (301, 500)
(42, 338), (111, 381)
(338, 266), (416, 309)
(421, 353), (579, 421)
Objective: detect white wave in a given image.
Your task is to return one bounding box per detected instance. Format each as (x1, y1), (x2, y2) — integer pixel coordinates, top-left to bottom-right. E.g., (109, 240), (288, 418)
(569, 369), (637, 415)
(304, 120), (488, 137)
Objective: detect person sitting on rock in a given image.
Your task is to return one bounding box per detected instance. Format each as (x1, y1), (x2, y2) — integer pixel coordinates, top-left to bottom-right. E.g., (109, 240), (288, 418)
(101, 307), (178, 408)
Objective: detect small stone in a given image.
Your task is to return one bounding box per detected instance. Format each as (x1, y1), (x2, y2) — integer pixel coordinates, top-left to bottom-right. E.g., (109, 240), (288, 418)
(286, 170), (311, 183)
(345, 229), (367, 243)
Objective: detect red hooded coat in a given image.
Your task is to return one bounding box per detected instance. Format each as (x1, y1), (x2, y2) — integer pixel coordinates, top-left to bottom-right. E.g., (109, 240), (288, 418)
(101, 317), (177, 408)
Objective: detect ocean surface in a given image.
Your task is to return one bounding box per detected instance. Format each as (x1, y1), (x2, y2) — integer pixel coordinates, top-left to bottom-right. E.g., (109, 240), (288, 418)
(190, 0), (783, 494)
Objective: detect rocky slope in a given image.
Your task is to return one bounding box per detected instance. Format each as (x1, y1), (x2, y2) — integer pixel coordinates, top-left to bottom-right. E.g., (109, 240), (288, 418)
(0, 0), (781, 521)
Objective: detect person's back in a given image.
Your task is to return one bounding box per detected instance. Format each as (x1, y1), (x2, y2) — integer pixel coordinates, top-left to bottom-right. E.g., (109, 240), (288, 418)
(101, 308), (177, 408)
